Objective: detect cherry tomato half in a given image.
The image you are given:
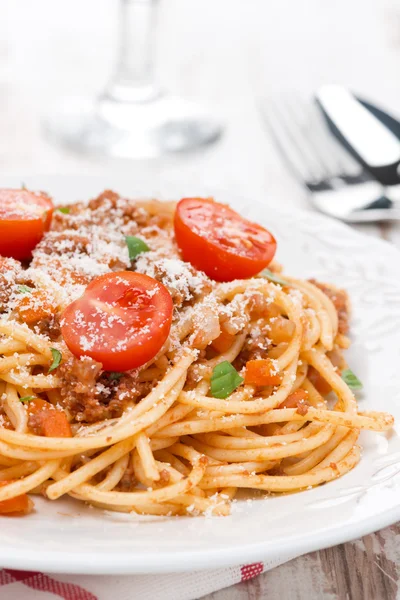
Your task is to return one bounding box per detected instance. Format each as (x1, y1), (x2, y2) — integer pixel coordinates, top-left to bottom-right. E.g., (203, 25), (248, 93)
(61, 272), (173, 371)
(174, 198), (277, 281)
(0, 189), (54, 260)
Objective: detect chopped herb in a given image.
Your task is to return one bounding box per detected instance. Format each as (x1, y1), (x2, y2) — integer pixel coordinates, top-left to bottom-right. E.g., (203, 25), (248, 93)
(108, 372), (124, 381)
(20, 396), (35, 404)
(126, 236), (150, 261)
(17, 285), (33, 294)
(341, 368), (363, 391)
(210, 361), (244, 399)
(49, 348), (62, 372)
(57, 206), (70, 214)
(259, 268), (289, 286)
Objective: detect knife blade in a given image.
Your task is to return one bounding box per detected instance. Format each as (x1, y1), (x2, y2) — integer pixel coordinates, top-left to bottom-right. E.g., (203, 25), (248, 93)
(316, 85), (400, 186)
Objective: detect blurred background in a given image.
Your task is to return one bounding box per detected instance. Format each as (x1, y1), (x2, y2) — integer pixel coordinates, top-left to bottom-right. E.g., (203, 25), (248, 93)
(1, 0), (400, 205)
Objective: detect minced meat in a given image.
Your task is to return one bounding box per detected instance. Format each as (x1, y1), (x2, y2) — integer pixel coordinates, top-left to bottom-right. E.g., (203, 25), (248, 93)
(57, 355), (152, 422)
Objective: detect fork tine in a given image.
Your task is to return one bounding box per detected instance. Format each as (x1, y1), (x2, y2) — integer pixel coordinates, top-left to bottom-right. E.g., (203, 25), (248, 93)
(306, 98), (362, 177)
(260, 96), (323, 184)
(279, 95), (331, 182)
(289, 96), (343, 179)
(311, 101), (363, 176)
(287, 94), (363, 178)
(261, 93), (363, 186)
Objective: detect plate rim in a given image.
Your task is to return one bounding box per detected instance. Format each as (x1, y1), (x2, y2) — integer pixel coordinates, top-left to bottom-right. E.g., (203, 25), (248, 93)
(1, 505), (399, 574)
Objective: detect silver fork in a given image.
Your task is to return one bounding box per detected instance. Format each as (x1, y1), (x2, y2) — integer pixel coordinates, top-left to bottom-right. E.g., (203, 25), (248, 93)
(259, 95), (400, 222)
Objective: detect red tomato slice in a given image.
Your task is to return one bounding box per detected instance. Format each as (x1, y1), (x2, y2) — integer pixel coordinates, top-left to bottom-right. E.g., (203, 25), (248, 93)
(174, 198), (277, 281)
(61, 272), (173, 371)
(0, 189), (54, 260)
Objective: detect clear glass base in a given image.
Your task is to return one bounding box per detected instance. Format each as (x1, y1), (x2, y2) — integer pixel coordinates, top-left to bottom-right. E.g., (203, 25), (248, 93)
(43, 92), (223, 159)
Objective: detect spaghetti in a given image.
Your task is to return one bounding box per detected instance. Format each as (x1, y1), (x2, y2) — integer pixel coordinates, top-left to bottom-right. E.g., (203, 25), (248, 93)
(0, 190), (394, 517)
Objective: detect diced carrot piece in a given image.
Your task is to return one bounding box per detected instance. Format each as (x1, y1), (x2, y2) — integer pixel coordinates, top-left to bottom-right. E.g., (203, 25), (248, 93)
(0, 480), (33, 515)
(279, 389), (309, 408)
(308, 367), (332, 396)
(244, 359), (282, 386)
(27, 398), (72, 438)
(211, 331), (236, 354)
(15, 290), (56, 324)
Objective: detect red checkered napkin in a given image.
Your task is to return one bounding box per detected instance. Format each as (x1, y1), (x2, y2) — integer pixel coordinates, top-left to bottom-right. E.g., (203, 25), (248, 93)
(0, 555), (299, 599)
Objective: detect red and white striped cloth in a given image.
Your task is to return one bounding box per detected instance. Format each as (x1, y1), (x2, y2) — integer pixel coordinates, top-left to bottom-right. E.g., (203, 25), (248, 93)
(0, 555), (299, 599)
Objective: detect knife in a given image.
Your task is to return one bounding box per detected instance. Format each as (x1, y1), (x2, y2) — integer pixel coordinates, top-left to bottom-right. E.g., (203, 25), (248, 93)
(315, 85), (400, 186)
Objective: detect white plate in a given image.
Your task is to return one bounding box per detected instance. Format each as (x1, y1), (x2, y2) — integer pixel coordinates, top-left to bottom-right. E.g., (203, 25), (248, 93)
(1, 174), (400, 575)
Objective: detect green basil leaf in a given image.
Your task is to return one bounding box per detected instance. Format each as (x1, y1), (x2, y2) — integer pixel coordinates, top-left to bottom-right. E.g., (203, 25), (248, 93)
(17, 285), (33, 294)
(108, 372), (124, 381)
(210, 361), (244, 399)
(49, 348), (62, 372)
(259, 268), (289, 286)
(341, 368), (363, 391)
(58, 206), (70, 214)
(20, 396), (35, 404)
(126, 236), (150, 261)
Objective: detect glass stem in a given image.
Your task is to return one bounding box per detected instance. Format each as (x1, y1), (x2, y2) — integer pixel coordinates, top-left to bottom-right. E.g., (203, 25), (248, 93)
(103, 0), (160, 103)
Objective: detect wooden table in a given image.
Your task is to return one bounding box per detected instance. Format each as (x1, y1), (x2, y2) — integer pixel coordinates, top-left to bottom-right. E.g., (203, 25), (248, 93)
(1, 0), (400, 597)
